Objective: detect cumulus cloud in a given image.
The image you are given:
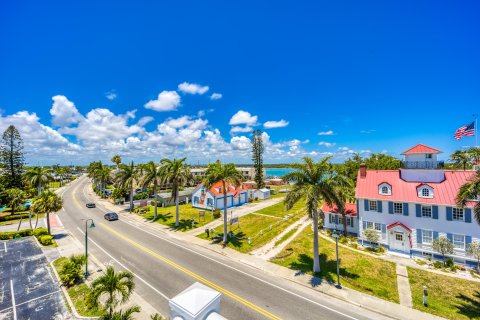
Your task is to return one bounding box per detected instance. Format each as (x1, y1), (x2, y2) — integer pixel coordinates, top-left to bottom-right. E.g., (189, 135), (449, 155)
(230, 126), (253, 134)
(264, 119), (289, 129)
(318, 141), (336, 147)
(50, 95), (82, 127)
(144, 91), (181, 112)
(360, 129), (375, 134)
(105, 90), (117, 100)
(230, 136), (251, 150)
(318, 130), (334, 136)
(210, 93), (222, 100)
(229, 110), (258, 126)
(178, 82), (209, 95)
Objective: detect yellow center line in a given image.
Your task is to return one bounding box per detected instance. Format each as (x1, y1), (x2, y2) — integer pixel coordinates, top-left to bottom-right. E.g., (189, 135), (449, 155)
(99, 222), (281, 320)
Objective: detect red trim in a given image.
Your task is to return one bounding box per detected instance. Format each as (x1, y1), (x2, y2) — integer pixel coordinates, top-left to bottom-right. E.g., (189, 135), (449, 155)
(387, 222), (412, 233)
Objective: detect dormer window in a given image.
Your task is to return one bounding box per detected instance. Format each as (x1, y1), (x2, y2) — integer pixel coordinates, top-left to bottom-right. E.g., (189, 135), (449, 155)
(421, 188), (430, 197)
(417, 184), (434, 199)
(381, 186), (388, 194)
(425, 154), (433, 159)
(378, 183), (392, 195)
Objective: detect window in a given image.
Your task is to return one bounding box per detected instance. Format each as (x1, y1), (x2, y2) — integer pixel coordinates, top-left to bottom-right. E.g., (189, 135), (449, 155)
(374, 223), (381, 231)
(418, 185), (434, 198)
(369, 200), (377, 211)
(366, 221), (373, 229)
(346, 217), (354, 228)
(453, 234), (465, 250)
(425, 154), (433, 159)
(422, 252), (433, 259)
(329, 214), (335, 224)
(421, 205), (432, 218)
(395, 233), (403, 241)
(381, 186), (388, 194)
(207, 198), (213, 207)
(193, 196), (199, 204)
(452, 208), (464, 221)
(422, 230), (433, 244)
(421, 188), (430, 197)
(338, 216), (343, 225)
(394, 202), (403, 214)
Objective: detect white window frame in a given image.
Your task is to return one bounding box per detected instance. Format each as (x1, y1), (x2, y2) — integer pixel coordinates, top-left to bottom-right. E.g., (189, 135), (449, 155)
(329, 214), (334, 224)
(452, 234), (465, 250)
(395, 233), (403, 241)
(452, 208), (464, 221)
(421, 188), (430, 198)
(393, 202), (403, 214)
(366, 221), (373, 229)
(378, 183), (391, 195)
(422, 230), (433, 244)
(338, 215), (343, 225)
(346, 217), (354, 228)
(421, 205), (432, 218)
(369, 200), (377, 212)
(374, 223), (381, 231)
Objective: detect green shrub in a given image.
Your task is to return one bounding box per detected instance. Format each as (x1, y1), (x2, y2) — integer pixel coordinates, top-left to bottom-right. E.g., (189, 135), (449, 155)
(33, 228), (49, 237)
(133, 192), (148, 200)
(339, 236), (348, 244)
(0, 213), (32, 222)
(377, 246), (386, 253)
(445, 257), (455, 268)
(433, 261), (443, 269)
(38, 235), (54, 246)
(248, 197), (253, 203)
(325, 229), (332, 237)
(350, 243), (358, 249)
(0, 229), (33, 240)
(213, 208), (221, 219)
(59, 255), (86, 287)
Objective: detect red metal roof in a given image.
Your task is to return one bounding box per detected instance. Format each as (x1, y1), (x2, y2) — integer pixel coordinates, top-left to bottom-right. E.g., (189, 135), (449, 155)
(401, 144), (442, 155)
(356, 170), (476, 206)
(387, 222), (412, 233)
(205, 181), (250, 198)
(321, 203), (357, 216)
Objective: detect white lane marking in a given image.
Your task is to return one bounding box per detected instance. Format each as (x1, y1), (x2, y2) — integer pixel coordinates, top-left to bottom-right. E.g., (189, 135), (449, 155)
(75, 227), (170, 301)
(3, 242), (6, 253)
(14, 290), (61, 309)
(46, 267), (56, 284)
(78, 181), (361, 320)
(10, 280), (17, 320)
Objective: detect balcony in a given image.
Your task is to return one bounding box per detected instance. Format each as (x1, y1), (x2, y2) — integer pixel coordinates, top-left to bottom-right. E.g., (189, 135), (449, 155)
(400, 161), (444, 169)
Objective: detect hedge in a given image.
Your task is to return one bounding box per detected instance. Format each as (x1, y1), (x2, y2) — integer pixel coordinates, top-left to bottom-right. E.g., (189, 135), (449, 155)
(0, 213), (35, 222)
(0, 229), (34, 240)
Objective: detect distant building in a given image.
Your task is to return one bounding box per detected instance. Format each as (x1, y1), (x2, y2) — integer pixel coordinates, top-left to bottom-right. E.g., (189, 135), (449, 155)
(189, 167), (266, 182)
(191, 182), (250, 210)
(249, 188), (271, 200)
(322, 203), (358, 235)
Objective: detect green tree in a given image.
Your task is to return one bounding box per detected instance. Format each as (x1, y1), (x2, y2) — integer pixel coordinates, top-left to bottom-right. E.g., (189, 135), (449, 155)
(283, 157), (346, 273)
(31, 190), (63, 234)
(467, 241), (480, 271)
(467, 146), (480, 166)
(150, 313), (166, 320)
(0, 125), (25, 188)
(4, 188), (27, 216)
(102, 306), (141, 320)
(161, 158), (191, 227)
(59, 255), (86, 287)
(456, 171), (480, 226)
(450, 150), (471, 170)
(364, 228), (380, 248)
(432, 236), (454, 265)
(97, 166), (112, 198)
(89, 266), (135, 319)
(330, 176), (355, 236)
(24, 166), (53, 196)
(140, 161), (164, 220)
(251, 129), (265, 188)
(111, 154), (122, 169)
(203, 161), (243, 243)
(115, 162), (139, 212)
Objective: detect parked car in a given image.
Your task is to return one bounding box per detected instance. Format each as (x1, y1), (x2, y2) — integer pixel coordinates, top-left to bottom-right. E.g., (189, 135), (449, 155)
(104, 212), (119, 221)
(86, 203), (96, 208)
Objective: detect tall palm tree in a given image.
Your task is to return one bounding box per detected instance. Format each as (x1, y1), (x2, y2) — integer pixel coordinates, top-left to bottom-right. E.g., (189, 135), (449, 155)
(111, 154), (122, 170)
(97, 166), (112, 198)
(331, 176), (355, 237)
(283, 157), (345, 273)
(5, 188), (27, 216)
(90, 266), (135, 319)
(140, 161), (164, 220)
(115, 162), (138, 212)
(24, 166), (53, 196)
(456, 170), (480, 225)
(31, 190), (63, 234)
(468, 147), (480, 167)
(450, 150), (471, 171)
(203, 161), (243, 243)
(161, 158), (192, 227)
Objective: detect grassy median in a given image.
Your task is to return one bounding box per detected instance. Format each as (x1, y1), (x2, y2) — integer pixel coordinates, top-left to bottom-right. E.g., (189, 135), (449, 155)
(272, 229), (399, 303)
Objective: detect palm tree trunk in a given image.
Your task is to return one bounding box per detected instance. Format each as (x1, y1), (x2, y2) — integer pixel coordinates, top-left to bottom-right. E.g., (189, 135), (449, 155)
(37, 184), (41, 196)
(312, 211), (321, 273)
(342, 211), (348, 237)
(129, 186), (134, 212)
(223, 182), (228, 244)
(34, 212), (39, 229)
(11, 204), (15, 216)
(175, 190), (180, 227)
(153, 182), (158, 220)
(29, 211), (33, 229)
(46, 212), (51, 234)
(17, 214), (22, 231)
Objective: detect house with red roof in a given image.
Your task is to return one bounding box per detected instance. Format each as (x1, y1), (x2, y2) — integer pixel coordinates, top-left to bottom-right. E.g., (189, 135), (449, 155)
(356, 144), (480, 267)
(191, 181), (250, 210)
(322, 203), (358, 235)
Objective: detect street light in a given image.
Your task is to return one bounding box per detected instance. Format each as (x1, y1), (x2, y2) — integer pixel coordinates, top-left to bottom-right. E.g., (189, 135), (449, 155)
(332, 229), (341, 288)
(84, 218), (95, 278)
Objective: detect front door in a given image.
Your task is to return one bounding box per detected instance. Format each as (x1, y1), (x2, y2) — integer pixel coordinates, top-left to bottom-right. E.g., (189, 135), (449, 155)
(390, 231), (407, 252)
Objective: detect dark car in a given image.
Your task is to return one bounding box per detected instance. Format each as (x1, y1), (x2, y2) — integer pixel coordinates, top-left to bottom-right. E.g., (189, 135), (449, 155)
(86, 203), (96, 208)
(104, 212), (119, 221)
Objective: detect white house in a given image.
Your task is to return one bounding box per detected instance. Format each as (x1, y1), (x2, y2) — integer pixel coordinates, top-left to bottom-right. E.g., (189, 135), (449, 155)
(191, 181), (250, 210)
(249, 188), (271, 200)
(356, 144), (480, 268)
(322, 203), (358, 235)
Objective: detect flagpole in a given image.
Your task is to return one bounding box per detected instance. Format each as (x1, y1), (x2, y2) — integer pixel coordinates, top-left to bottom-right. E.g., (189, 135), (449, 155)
(474, 114), (478, 147)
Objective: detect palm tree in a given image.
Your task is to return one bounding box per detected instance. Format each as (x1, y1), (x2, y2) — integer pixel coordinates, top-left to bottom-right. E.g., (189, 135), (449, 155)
(100, 306), (141, 320)
(31, 190), (63, 234)
(456, 170), (480, 225)
(24, 166), (53, 196)
(90, 266), (135, 319)
(4, 188), (27, 216)
(203, 161), (243, 243)
(140, 161), (164, 220)
(450, 150), (471, 170)
(283, 157), (345, 273)
(161, 158), (192, 227)
(331, 176), (355, 237)
(468, 147), (480, 167)
(97, 166), (112, 198)
(111, 154), (122, 170)
(115, 162), (138, 212)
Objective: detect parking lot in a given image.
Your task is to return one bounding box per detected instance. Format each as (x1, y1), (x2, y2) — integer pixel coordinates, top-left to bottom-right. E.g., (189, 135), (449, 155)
(0, 238), (68, 320)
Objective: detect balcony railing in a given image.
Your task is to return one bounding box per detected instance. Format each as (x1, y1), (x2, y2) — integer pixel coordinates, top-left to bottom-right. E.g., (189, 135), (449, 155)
(400, 161), (444, 169)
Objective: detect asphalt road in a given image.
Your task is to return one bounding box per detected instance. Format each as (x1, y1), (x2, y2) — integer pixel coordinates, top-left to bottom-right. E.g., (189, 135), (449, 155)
(59, 176), (392, 320)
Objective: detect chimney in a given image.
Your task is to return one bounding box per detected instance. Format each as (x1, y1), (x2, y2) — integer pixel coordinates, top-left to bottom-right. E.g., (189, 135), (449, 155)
(359, 164), (367, 179)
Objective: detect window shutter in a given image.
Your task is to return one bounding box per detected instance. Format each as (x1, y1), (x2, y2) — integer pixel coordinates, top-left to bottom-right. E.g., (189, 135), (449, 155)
(388, 202), (393, 214)
(363, 220), (367, 230)
(335, 215), (339, 225)
(433, 231), (439, 239)
(465, 208), (472, 223)
(381, 224), (386, 234)
(432, 206), (438, 219)
(466, 235), (472, 247)
(403, 203), (409, 216)
(415, 204), (421, 217)
(417, 229), (422, 244)
(364, 199), (369, 211)
(447, 233), (453, 243)
(446, 207), (452, 221)
(377, 201), (383, 213)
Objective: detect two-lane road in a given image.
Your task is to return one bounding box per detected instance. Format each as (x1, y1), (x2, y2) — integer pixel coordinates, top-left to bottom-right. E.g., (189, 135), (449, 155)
(59, 176), (391, 320)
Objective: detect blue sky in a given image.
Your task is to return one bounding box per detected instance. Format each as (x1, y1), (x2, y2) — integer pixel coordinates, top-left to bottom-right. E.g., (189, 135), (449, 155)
(1, 1), (479, 165)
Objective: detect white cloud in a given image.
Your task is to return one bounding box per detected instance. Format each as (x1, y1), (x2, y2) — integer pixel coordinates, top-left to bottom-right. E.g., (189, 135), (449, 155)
(178, 82), (209, 95)
(318, 141), (336, 147)
(230, 136), (251, 150)
(229, 110), (258, 126)
(360, 129), (375, 134)
(144, 91), (181, 112)
(318, 130), (334, 136)
(210, 93), (222, 100)
(263, 119), (289, 129)
(230, 126), (253, 134)
(49, 95), (82, 127)
(105, 90), (117, 100)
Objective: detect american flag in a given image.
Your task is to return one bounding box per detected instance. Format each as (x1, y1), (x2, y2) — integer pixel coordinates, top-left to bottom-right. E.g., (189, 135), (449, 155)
(454, 122), (475, 140)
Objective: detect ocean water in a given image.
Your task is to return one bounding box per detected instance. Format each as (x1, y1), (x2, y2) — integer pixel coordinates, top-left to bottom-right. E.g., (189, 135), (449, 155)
(265, 168), (294, 178)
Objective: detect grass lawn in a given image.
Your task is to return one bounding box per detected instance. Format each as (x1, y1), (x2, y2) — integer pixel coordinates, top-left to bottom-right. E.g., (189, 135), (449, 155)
(272, 229), (399, 303)
(408, 267), (480, 320)
(274, 225), (299, 247)
(198, 200), (306, 253)
(53, 257), (104, 317)
(139, 203), (218, 231)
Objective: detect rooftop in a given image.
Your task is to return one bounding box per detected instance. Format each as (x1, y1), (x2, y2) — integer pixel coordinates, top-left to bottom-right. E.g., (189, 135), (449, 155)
(401, 144), (442, 155)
